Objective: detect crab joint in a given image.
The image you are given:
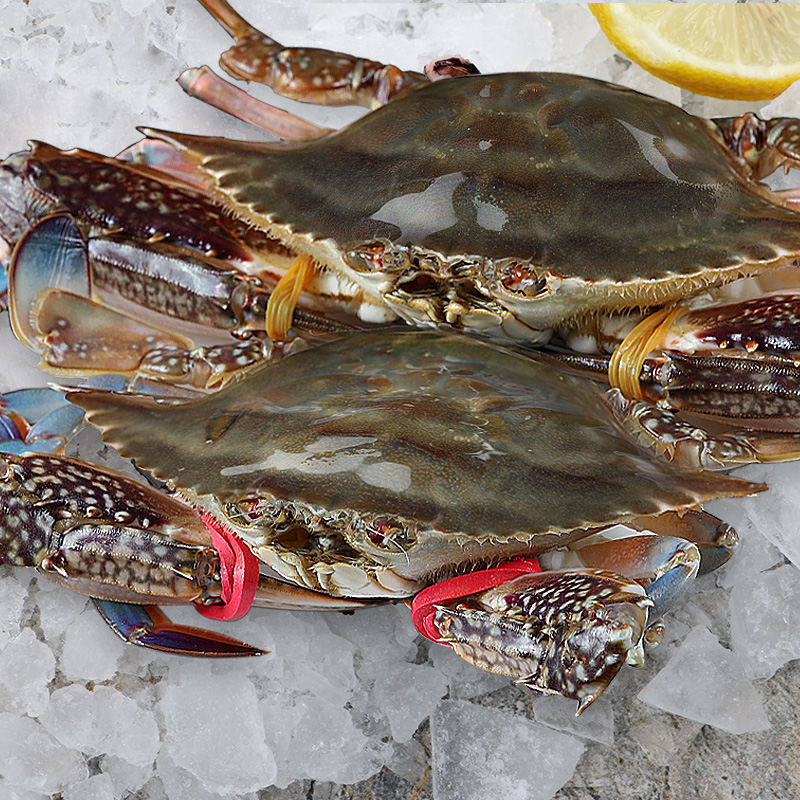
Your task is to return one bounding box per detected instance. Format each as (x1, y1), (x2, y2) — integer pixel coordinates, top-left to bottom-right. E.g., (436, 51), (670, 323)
(265, 254), (316, 341)
(608, 305), (685, 401)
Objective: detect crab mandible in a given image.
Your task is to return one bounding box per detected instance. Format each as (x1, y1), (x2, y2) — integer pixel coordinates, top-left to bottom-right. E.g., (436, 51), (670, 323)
(3, 0), (800, 420)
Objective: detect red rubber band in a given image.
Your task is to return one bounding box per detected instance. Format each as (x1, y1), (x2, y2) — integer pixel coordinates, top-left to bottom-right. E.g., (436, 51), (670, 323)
(411, 558), (541, 645)
(196, 513), (259, 621)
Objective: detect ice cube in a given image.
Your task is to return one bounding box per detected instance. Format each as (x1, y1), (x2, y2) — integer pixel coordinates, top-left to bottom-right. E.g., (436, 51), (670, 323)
(730, 564), (800, 680)
(62, 773), (114, 800)
(99, 755), (153, 798)
(373, 662), (448, 743)
(161, 663), (276, 793)
(532, 693), (614, 746)
(59, 610), (125, 683)
(40, 685), (159, 767)
(0, 713), (87, 795)
(638, 626), (769, 734)
(432, 700), (584, 800)
(0, 629), (55, 717)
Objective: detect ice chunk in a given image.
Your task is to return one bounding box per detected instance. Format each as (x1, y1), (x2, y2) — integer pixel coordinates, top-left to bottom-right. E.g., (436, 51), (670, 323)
(724, 463), (800, 569)
(59, 609), (125, 683)
(34, 580), (89, 641)
(0, 570), (29, 650)
(21, 35), (59, 83)
(373, 662), (448, 742)
(62, 773), (114, 800)
(0, 781), (49, 800)
(0, 713), (87, 794)
(532, 693), (614, 746)
(161, 663), (276, 794)
(706, 499), (782, 590)
(0, 628), (55, 717)
(638, 626), (769, 734)
(617, 62), (683, 105)
(100, 755), (153, 798)
(432, 700), (584, 800)
(264, 694), (387, 787)
(762, 80), (800, 119)
(730, 563), (800, 680)
(156, 752), (229, 800)
(40, 685), (159, 767)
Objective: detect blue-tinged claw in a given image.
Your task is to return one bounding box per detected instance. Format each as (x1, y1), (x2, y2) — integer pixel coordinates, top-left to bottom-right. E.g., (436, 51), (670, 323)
(0, 388), (86, 454)
(0, 413), (23, 443)
(8, 213), (91, 348)
(0, 438), (64, 455)
(643, 539), (701, 619)
(26, 403), (86, 446)
(93, 599), (265, 656)
(1, 387), (74, 422)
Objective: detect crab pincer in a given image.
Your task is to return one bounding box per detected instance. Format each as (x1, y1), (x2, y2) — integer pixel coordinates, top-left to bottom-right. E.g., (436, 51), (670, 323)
(0, 452), (365, 655)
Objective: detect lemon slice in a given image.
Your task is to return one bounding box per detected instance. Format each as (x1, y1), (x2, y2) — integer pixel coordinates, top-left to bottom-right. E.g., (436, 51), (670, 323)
(590, 3), (800, 101)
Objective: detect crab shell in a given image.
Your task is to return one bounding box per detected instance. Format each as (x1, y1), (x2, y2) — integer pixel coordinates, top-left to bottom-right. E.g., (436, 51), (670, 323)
(150, 71), (800, 338)
(69, 329), (757, 599)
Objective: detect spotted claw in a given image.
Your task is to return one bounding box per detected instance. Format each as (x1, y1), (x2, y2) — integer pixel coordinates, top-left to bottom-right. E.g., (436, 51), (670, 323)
(0, 452), (368, 655)
(431, 569), (651, 713)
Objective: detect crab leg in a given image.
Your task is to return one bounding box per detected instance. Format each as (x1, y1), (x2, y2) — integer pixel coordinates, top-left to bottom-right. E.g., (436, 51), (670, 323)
(545, 532), (701, 619)
(608, 389), (800, 469)
(713, 112), (800, 180)
(9, 210), (354, 384)
(178, 66), (332, 141)
(2, 147), (351, 336)
(1, 146), (361, 335)
(198, 0), (425, 108)
(431, 569), (652, 713)
(32, 290), (271, 389)
(0, 390), (85, 456)
(93, 601), (263, 656)
(559, 292), (800, 420)
(626, 509), (737, 575)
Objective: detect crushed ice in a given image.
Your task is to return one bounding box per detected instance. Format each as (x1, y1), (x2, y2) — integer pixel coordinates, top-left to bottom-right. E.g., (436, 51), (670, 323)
(0, 1), (798, 798)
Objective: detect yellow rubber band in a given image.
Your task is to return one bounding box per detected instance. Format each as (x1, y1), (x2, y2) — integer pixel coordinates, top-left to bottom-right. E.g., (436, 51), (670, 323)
(265, 254), (315, 341)
(608, 305), (684, 401)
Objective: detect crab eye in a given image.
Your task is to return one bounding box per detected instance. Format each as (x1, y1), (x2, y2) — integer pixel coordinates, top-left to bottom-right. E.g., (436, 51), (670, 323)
(345, 243), (386, 273)
(500, 264), (548, 297)
(363, 517), (412, 552)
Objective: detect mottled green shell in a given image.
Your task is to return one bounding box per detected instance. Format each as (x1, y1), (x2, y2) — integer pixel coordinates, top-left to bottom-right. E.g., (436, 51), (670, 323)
(157, 72), (800, 283)
(72, 331), (752, 545)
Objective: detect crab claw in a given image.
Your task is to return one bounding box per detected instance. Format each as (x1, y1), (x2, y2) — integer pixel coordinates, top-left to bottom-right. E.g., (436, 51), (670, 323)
(93, 600), (263, 656)
(0, 452), (368, 656)
(431, 570), (652, 713)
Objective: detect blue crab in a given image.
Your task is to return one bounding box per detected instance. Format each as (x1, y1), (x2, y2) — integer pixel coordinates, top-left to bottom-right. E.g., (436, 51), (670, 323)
(1, 325), (785, 710)
(2, 0), (800, 710)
